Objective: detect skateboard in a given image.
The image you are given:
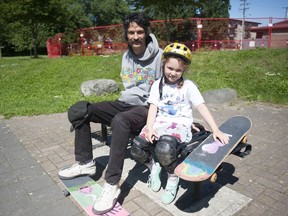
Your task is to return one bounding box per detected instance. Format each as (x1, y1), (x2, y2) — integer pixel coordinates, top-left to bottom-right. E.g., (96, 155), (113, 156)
(60, 175), (130, 216)
(175, 115), (252, 182)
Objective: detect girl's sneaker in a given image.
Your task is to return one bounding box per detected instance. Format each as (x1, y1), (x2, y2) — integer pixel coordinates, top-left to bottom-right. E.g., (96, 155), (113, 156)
(162, 176), (179, 205)
(147, 162), (162, 192)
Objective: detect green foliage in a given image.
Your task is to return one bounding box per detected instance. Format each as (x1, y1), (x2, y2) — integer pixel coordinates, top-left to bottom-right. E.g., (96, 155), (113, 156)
(0, 0), (231, 56)
(91, 0), (130, 26)
(61, 0), (93, 30)
(0, 0), (93, 57)
(131, 0), (230, 43)
(130, 0), (230, 19)
(198, 0), (231, 18)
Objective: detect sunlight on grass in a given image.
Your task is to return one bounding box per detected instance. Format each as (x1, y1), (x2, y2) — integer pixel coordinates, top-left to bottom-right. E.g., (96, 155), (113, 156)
(0, 49), (287, 118)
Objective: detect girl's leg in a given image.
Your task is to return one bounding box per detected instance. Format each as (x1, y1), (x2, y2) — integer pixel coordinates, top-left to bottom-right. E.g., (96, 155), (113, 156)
(162, 172), (180, 205)
(131, 134), (162, 192)
(147, 159), (162, 192)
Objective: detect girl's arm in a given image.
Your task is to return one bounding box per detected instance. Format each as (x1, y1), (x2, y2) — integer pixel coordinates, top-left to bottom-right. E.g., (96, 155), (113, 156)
(196, 103), (229, 144)
(145, 103), (158, 143)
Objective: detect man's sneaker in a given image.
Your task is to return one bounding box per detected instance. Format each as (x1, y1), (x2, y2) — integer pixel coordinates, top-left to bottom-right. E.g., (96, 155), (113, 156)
(92, 182), (121, 215)
(162, 177), (179, 205)
(58, 162), (96, 180)
(147, 162), (162, 192)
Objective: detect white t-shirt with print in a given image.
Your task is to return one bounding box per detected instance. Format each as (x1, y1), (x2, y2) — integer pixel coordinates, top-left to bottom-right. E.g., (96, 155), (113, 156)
(148, 78), (204, 128)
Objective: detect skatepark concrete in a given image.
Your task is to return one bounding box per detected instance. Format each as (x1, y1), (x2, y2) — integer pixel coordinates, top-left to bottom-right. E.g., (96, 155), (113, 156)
(0, 100), (287, 216)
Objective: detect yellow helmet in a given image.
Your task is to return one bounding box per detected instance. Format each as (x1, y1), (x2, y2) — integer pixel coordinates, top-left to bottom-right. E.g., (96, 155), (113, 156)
(163, 43), (192, 65)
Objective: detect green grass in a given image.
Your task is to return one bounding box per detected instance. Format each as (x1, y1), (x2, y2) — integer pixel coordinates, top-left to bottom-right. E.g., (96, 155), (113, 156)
(0, 48), (287, 118)
(188, 48), (288, 103)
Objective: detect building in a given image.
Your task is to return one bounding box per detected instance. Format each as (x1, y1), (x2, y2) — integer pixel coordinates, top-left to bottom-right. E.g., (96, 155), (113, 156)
(249, 20), (288, 48)
(228, 19), (261, 41)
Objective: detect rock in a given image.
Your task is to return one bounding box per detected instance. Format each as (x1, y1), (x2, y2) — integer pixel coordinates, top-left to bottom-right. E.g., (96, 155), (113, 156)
(202, 88), (237, 104)
(80, 79), (119, 96)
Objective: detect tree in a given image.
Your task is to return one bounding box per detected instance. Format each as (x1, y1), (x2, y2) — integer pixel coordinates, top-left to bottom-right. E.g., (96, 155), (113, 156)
(127, 0), (201, 43)
(0, 0), (92, 57)
(0, 2), (10, 57)
(126, 0), (230, 43)
(197, 0), (230, 18)
(90, 0), (130, 26)
(127, 0), (230, 19)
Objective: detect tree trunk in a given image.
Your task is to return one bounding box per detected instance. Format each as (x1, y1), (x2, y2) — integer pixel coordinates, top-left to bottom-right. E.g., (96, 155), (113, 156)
(32, 27), (38, 58)
(164, 15), (171, 44)
(33, 42), (38, 58)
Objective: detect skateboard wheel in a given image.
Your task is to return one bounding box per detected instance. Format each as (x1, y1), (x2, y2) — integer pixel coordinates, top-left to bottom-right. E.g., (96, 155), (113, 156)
(241, 136), (248, 144)
(210, 173), (217, 183)
(63, 189), (70, 197)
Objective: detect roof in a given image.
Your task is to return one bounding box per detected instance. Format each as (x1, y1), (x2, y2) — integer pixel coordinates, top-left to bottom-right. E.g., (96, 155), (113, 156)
(249, 19), (288, 32)
(229, 18), (261, 25)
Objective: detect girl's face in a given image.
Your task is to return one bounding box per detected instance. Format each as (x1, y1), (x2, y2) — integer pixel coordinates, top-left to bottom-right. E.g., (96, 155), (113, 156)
(164, 57), (185, 84)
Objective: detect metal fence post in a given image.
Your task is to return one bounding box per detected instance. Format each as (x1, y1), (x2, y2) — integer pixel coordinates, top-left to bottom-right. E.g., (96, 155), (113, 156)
(197, 19), (202, 52)
(268, 17), (272, 49)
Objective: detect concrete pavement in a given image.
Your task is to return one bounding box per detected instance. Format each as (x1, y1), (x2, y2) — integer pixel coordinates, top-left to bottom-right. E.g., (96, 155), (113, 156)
(0, 100), (287, 216)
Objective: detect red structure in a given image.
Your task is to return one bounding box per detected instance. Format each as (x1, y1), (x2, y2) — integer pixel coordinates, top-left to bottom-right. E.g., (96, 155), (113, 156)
(46, 33), (66, 58)
(46, 17), (287, 58)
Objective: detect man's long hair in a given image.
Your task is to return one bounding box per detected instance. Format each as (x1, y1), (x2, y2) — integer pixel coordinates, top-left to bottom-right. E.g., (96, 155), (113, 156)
(122, 12), (151, 41)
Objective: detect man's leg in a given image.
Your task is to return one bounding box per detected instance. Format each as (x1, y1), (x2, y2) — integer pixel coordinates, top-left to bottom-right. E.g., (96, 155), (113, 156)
(58, 101), (124, 179)
(105, 105), (149, 184)
(93, 105), (148, 214)
(74, 101), (123, 163)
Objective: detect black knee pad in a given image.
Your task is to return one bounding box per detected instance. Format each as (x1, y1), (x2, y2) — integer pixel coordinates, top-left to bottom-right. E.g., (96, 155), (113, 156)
(155, 135), (180, 166)
(131, 136), (151, 164)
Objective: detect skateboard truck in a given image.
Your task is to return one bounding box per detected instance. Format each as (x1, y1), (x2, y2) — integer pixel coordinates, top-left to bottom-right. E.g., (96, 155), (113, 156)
(231, 140), (252, 158)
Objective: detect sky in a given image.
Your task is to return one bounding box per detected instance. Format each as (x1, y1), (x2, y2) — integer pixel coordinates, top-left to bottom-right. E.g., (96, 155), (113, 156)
(229, 0), (288, 19)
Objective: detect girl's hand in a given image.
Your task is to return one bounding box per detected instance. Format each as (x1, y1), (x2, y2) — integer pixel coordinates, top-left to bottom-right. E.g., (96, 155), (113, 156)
(212, 130), (229, 144)
(191, 123), (200, 132)
(145, 129), (157, 143)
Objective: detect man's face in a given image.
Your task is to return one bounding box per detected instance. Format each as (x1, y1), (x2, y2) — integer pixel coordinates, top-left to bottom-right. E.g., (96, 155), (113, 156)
(127, 22), (147, 55)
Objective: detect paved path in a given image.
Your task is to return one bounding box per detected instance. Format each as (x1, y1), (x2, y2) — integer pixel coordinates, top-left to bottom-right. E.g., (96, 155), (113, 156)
(0, 101), (287, 216)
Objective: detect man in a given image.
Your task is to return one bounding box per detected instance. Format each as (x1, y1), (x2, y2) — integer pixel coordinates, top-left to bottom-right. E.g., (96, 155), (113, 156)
(58, 12), (163, 214)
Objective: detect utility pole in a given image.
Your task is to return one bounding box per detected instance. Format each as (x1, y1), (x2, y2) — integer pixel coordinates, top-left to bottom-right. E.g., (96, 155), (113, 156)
(283, 7), (288, 18)
(239, 0), (249, 50)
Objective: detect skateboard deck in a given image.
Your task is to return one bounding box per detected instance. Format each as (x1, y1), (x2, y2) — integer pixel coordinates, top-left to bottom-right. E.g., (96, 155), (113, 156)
(175, 115), (252, 182)
(60, 176), (130, 216)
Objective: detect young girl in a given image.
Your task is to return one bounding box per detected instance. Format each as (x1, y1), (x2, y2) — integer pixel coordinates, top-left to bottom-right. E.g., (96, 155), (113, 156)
(131, 43), (229, 205)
